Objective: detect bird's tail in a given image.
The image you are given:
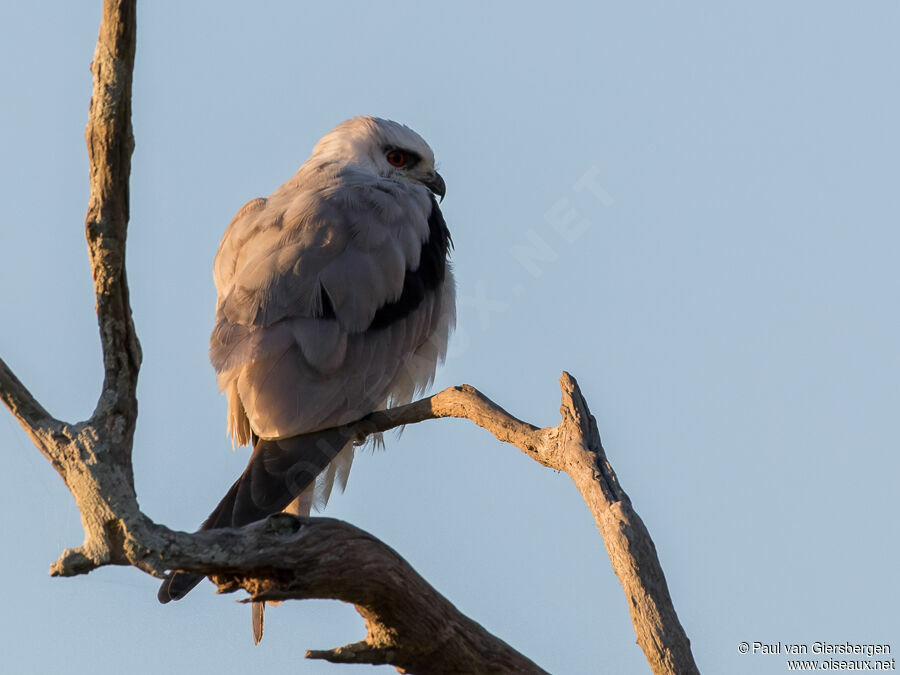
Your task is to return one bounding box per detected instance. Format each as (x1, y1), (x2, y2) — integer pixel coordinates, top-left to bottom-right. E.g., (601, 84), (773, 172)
(157, 427), (352, 606)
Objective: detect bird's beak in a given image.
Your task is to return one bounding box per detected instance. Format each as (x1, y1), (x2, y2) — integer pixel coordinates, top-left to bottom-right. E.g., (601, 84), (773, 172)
(423, 171), (446, 202)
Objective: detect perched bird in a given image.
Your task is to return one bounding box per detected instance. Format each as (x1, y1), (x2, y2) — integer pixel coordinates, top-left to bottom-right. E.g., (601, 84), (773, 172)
(157, 117), (455, 642)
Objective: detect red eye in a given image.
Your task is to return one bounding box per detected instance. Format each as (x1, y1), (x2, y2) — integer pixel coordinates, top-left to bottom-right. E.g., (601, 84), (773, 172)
(386, 150), (407, 167)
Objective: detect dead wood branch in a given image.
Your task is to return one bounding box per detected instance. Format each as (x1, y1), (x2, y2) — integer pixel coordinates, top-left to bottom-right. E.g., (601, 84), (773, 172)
(345, 377), (699, 674)
(0, 1), (698, 673)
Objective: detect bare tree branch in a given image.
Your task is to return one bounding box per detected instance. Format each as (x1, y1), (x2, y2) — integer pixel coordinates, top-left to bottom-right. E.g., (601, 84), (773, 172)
(0, 1), (699, 673)
(343, 377), (700, 674)
(85, 0), (142, 420)
(218, 515), (548, 673)
(0, 357), (59, 435)
(0, 358), (68, 480)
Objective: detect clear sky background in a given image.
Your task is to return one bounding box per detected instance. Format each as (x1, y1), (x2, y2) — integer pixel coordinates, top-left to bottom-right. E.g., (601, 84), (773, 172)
(1, 2), (898, 674)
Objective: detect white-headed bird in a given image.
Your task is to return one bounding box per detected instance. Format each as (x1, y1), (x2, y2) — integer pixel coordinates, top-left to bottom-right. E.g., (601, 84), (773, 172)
(157, 117), (455, 642)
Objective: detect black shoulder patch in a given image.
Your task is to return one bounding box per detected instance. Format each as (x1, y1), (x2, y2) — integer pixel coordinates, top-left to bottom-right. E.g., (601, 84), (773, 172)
(313, 196), (451, 329)
(319, 285), (336, 320)
(368, 196), (451, 331)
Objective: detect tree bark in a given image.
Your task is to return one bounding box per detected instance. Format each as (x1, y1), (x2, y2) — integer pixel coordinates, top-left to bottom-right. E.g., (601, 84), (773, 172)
(0, 1), (698, 673)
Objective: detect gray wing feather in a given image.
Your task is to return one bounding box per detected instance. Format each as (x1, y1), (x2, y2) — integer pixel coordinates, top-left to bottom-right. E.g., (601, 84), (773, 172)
(215, 172), (431, 331)
(210, 168), (454, 502)
(230, 286), (450, 438)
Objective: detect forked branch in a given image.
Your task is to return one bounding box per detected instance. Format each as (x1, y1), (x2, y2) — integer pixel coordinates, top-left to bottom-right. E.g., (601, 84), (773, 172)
(0, 1), (698, 673)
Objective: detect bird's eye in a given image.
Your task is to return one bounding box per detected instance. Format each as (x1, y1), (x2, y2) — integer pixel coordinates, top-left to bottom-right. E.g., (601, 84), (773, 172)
(386, 150), (408, 167)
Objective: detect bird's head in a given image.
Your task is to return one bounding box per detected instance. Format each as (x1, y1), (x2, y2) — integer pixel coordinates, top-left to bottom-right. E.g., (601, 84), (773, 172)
(311, 116), (445, 200)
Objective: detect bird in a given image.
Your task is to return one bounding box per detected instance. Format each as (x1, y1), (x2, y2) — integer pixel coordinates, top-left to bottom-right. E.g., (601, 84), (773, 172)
(156, 116), (455, 643)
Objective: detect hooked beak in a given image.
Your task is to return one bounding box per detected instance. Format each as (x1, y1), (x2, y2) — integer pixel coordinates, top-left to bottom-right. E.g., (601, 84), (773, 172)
(423, 171), (446, 202)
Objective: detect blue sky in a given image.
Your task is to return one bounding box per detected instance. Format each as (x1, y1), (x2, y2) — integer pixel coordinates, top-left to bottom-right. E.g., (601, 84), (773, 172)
(1, 2), (898, 673)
